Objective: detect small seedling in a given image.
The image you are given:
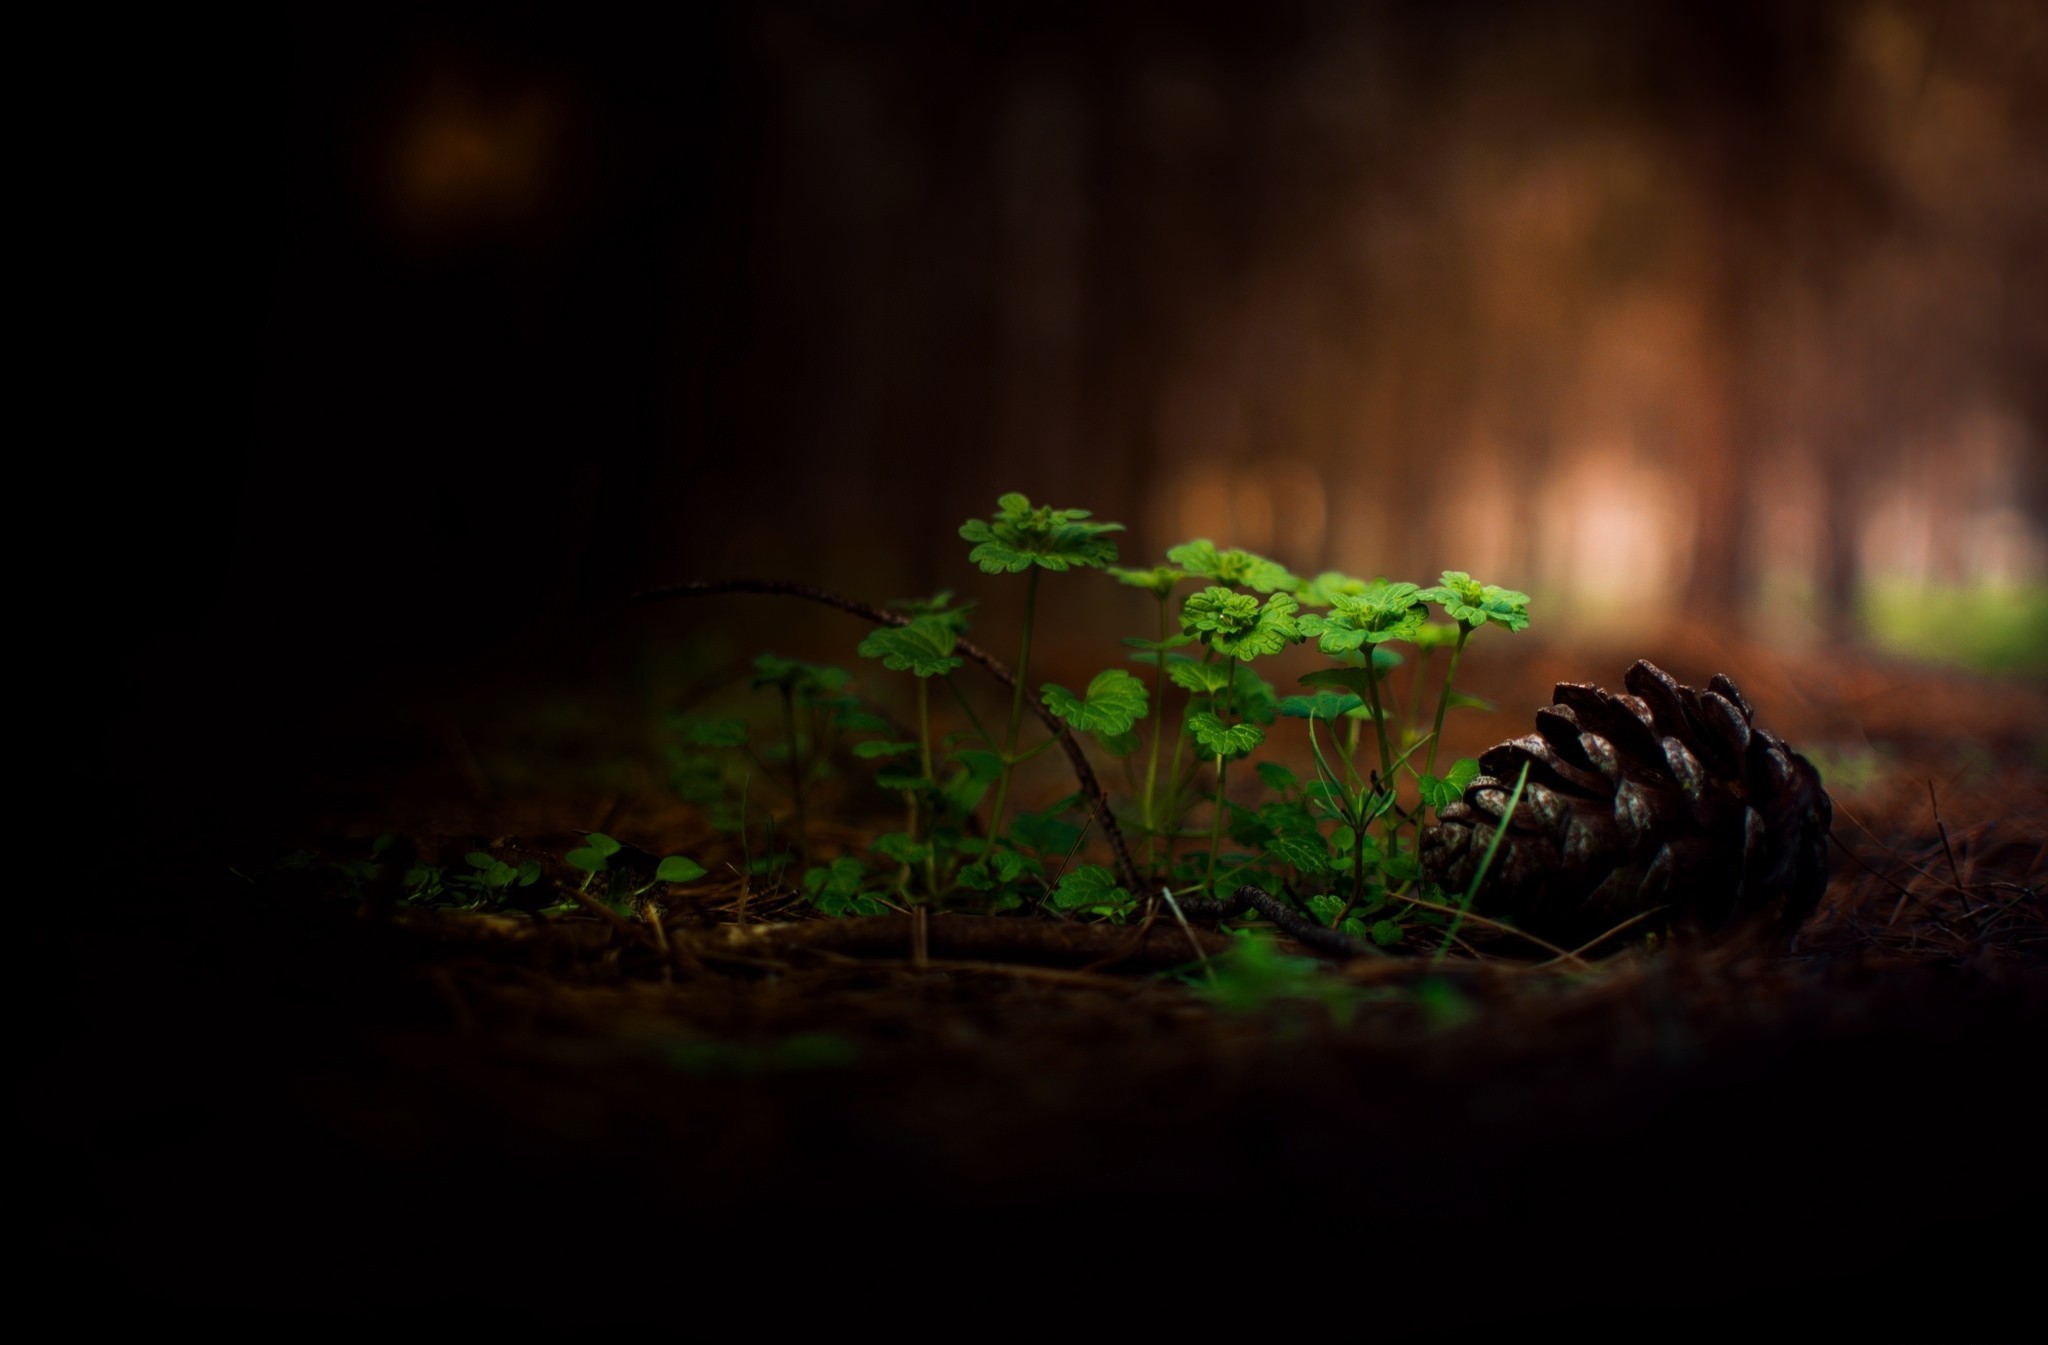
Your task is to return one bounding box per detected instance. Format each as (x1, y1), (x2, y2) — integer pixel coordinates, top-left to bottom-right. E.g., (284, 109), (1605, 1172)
(564, 832), (707, 914)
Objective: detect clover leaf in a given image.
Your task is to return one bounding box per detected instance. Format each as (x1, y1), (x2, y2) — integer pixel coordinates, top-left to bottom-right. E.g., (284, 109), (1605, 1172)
(1051, 864), (1134, 914)
(1107, 565), (1192, 599)
(1168, 659), (1234, 695)
(1187, 712), (1265, 759)
(858, 615), (964, 678)
(1296, 571), (1385, 608)
(1297, 582), (1428, 654)
(1417, 571), (1530, 633)
(1181, 587), (1302, 661)
(1042, 667), (1149, 736)
(749, 654), (853, 696)
(960, 492), (1123, 573)
(1166, 539), (1300, 593)
(1418, 757), (1482, 810)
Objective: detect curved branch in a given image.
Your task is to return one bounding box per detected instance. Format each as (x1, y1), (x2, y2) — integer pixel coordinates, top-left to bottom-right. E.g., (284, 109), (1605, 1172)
(636, 578), (1143, 894)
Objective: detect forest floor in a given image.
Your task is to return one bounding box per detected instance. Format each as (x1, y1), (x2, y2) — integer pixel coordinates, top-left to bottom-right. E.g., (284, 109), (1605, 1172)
(27, 630), (2044, 1331)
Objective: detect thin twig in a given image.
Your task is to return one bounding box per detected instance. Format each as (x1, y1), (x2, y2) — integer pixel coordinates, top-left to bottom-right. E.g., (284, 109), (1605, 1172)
(639, 577), (1142, 895)
(1534, 907), (1668, 967)
(1157, 886), (1217, 982)
(1394, 893), (1590, 967)
(1928, 781), (1967, 893)
(556, 882), (658, 948)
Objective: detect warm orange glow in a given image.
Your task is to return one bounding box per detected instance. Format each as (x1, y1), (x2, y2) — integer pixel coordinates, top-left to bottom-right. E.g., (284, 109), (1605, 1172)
(386, 77), (561, 237)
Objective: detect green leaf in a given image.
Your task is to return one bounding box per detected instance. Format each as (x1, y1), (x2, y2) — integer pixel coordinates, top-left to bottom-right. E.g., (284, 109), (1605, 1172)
(1182, 588), (1302, 660)
(1226, 663), (1280, 724)
(585, 833), (622, 858)
(1009, 809), (1082, 860)
(871, 833), (930, 865)
(1267, 833), (1331, 874)
(564, 847), (609, 874)
(656, 856), (707, 883)
(858, 617), (965, 677)
(1381, 853), (1422, 883)
(1370, 919), (1405, 947)
(852, 739), (916, 759)
(1296, 571), (1378, 607)
(1277, 690), (1364, 721)
(951, 749), (1004, 780)
(1107, 565), (1191, 599)
(961, 492), (1123, 573)
(804, 855), (868, 899)
(1412, 622), (1463, 651)
(1417, 571), (1531, 633)
(1124, 633), (1197, 654)
(1420, 756), (1483, 811)
(1187, 712), (1264, 759)
(1299, 667), (1377, 697)
(680, 716), (750, 748)
(874, 768), (930, 791)
(1256, 762), (1300, 794)
(1051, 864), (1132, 912)
(750, 653), (852, 694)
(1299, 583), (1428, 654)
(465, 851), (496, 870)
(1095, 728), (1141, 757)
(887, 591), (976, 633)
(1166, 540), (1300, 593)
(955, 849), (1029, 892)
(1445, 689), (1498, 712)
(1041, 668), (1148, 736)
(1168, 660), (1234, 695)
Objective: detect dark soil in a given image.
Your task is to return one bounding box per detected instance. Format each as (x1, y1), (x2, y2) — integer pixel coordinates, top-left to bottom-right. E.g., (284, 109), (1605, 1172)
(28, 635), (2044, 1333)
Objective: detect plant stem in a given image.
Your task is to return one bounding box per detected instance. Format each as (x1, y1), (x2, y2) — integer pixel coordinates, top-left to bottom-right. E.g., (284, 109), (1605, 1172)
(1331, 830), (1369, 929)
(983, 565), (1040, 852)
(1205, 753), (1228, 898)
(1408, 648), (1434, 749)
(917, 675), (938, 900)
(639, 577), (1142, 894)
(1364, 656), (1394, 782)
(780, 686), (809, 866)
(1140, 596), (1169, 870)
(1204, 669), (1239, 899)
(1423, 626), (1471, 787)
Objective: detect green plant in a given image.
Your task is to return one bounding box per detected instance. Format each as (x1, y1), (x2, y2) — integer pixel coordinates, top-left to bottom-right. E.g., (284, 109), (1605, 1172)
(960, 492), (1124, 851)
(646, 492), (1534, 955)
(564, 832), (707, 914)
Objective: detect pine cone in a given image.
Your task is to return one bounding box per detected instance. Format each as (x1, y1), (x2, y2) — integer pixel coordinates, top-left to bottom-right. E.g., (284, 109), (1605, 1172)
(1420, 661), (1832, 948)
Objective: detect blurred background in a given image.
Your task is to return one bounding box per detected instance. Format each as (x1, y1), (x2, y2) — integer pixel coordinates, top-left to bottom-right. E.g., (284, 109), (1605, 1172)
(214, 0), (2043, 666)
(89, 0), (2045, 840)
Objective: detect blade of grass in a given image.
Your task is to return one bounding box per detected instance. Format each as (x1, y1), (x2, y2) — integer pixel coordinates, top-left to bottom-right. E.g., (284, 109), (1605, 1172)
(1431, 760), (1529, 967)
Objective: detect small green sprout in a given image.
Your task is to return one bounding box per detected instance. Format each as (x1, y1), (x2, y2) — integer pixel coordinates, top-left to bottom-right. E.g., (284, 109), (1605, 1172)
(1166, 539), (1299, 594)
(458, 850), (543, 905)
(1418, 571), (1531, 633)
(1414, 571), (1531, 785)
(803, 856), (889, 917)
(565, 832), (706, 914)
(960, 492), (1123, 574)
(962, 492), (1125, 856)
(1107, 564), (1192, 600)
